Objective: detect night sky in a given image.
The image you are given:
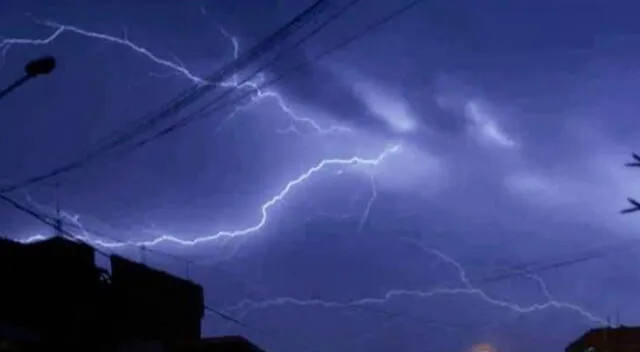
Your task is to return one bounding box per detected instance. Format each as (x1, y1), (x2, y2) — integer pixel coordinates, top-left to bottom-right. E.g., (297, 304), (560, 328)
(1, 1), (640, 351)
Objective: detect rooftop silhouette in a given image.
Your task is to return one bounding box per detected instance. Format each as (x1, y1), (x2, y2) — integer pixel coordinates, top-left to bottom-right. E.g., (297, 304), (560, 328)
(0, 235), (266, 351)
(566, 325), (640, 352)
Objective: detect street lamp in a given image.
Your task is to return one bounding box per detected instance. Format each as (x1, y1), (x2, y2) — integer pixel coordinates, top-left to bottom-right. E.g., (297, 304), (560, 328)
(0, 55), (57, 102)
(25, 56), (56, 77)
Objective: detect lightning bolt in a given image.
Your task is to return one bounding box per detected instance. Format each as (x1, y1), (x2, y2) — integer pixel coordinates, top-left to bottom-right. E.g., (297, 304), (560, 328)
(309, 174), (374, 225)
(406, 239), (604, 324)
(18, 145), (399, 247)
(2, 13), (601, 350)
(19, 190), (134, 248)
(223, 238), (606, 326)
(0, 19), (352, 135)
(0, 16), (387, 249)
(357, 174), (376, 234)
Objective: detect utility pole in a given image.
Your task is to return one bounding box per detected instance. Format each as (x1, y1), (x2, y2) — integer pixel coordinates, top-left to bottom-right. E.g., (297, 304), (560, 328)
(0, 56), (57, 102)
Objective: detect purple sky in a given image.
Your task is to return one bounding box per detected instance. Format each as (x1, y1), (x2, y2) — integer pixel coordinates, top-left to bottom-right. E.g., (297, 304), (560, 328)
(1, 1), (640, 351)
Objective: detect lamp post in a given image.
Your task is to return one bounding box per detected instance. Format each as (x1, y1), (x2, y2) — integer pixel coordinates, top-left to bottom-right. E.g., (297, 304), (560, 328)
(0, 55), (57, 102)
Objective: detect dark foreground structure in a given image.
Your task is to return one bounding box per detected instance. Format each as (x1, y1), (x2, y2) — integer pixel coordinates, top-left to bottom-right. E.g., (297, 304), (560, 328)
(566, 326), (640, 352)
(0, 236), (265, 351)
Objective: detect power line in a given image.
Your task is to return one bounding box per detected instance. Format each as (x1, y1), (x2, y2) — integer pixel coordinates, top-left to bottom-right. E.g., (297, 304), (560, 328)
(0, 0), (355, 280)
(0, 196), (323, 348)
(0, 1), (600, 347)
(103, 0), (365, 159)
(204, 304), (249, 329)
(0, 197), (589, 351)
(113, 0), (429, 157)
(0, 0), (414, 194)
(9, 197), (608, 347)
(0, 0), (332, 194)
(0, 193), (114, 259)
(89, 0), (331, 152)
(0, 186), (200, 278)
(302, 237), (617, 349)
(7, 0), (616, 291)
(24, 198), (198, 271)
(0, 194), (255, 334)
(207, 238), (610, 349)
(287, 253), (599, 351)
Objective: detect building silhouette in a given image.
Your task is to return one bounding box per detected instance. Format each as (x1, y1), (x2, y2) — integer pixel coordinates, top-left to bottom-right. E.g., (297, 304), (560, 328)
(566, 326), (640, 352)
(0, 235), (265, 351)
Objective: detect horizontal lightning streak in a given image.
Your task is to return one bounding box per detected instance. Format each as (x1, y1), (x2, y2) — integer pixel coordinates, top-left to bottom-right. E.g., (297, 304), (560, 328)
(0, 19), (351, 135)
(224, 238), (605, 326)
(20, 146), (400, 247)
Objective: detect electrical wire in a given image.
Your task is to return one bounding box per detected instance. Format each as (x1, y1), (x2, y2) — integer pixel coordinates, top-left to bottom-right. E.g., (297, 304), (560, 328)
(0, 193), (114, 258)
(110, 0), (429, 157)
(106, 0), (365, 157)
(0, 193), (255, 332)
(204, 304), (249, 329)
(89, 0), (331, 152)
(0, 0), (410, 194)
(0, 0), (333, 194)
(0, 0), (614, 348)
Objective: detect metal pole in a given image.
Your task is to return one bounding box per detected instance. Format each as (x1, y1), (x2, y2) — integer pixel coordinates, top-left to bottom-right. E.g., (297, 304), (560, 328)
(0, 75), (32, 102)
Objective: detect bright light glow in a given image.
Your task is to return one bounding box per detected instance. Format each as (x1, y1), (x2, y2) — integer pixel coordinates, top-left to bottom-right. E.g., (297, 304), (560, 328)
(471, 343), (497, 352)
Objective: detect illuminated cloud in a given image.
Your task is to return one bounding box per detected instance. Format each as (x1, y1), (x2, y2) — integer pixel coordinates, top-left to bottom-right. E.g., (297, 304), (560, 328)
(431, 88), (519, 154)
(331, 65), (418, 134)
(353, 81), (418, 133)
(464, 100), (517, 150)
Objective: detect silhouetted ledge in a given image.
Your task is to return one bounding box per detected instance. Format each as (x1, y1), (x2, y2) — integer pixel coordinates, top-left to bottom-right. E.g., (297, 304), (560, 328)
(0, 236), (267, 351)
(566, 326), (640, 351)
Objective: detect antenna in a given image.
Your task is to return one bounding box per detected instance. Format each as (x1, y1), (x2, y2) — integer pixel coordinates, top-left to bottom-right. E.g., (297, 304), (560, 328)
(604, 317), (609, 346)
(140, 245), (147, 265)
(54, 181), (62, 237)
(186, 260), (193, 281)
